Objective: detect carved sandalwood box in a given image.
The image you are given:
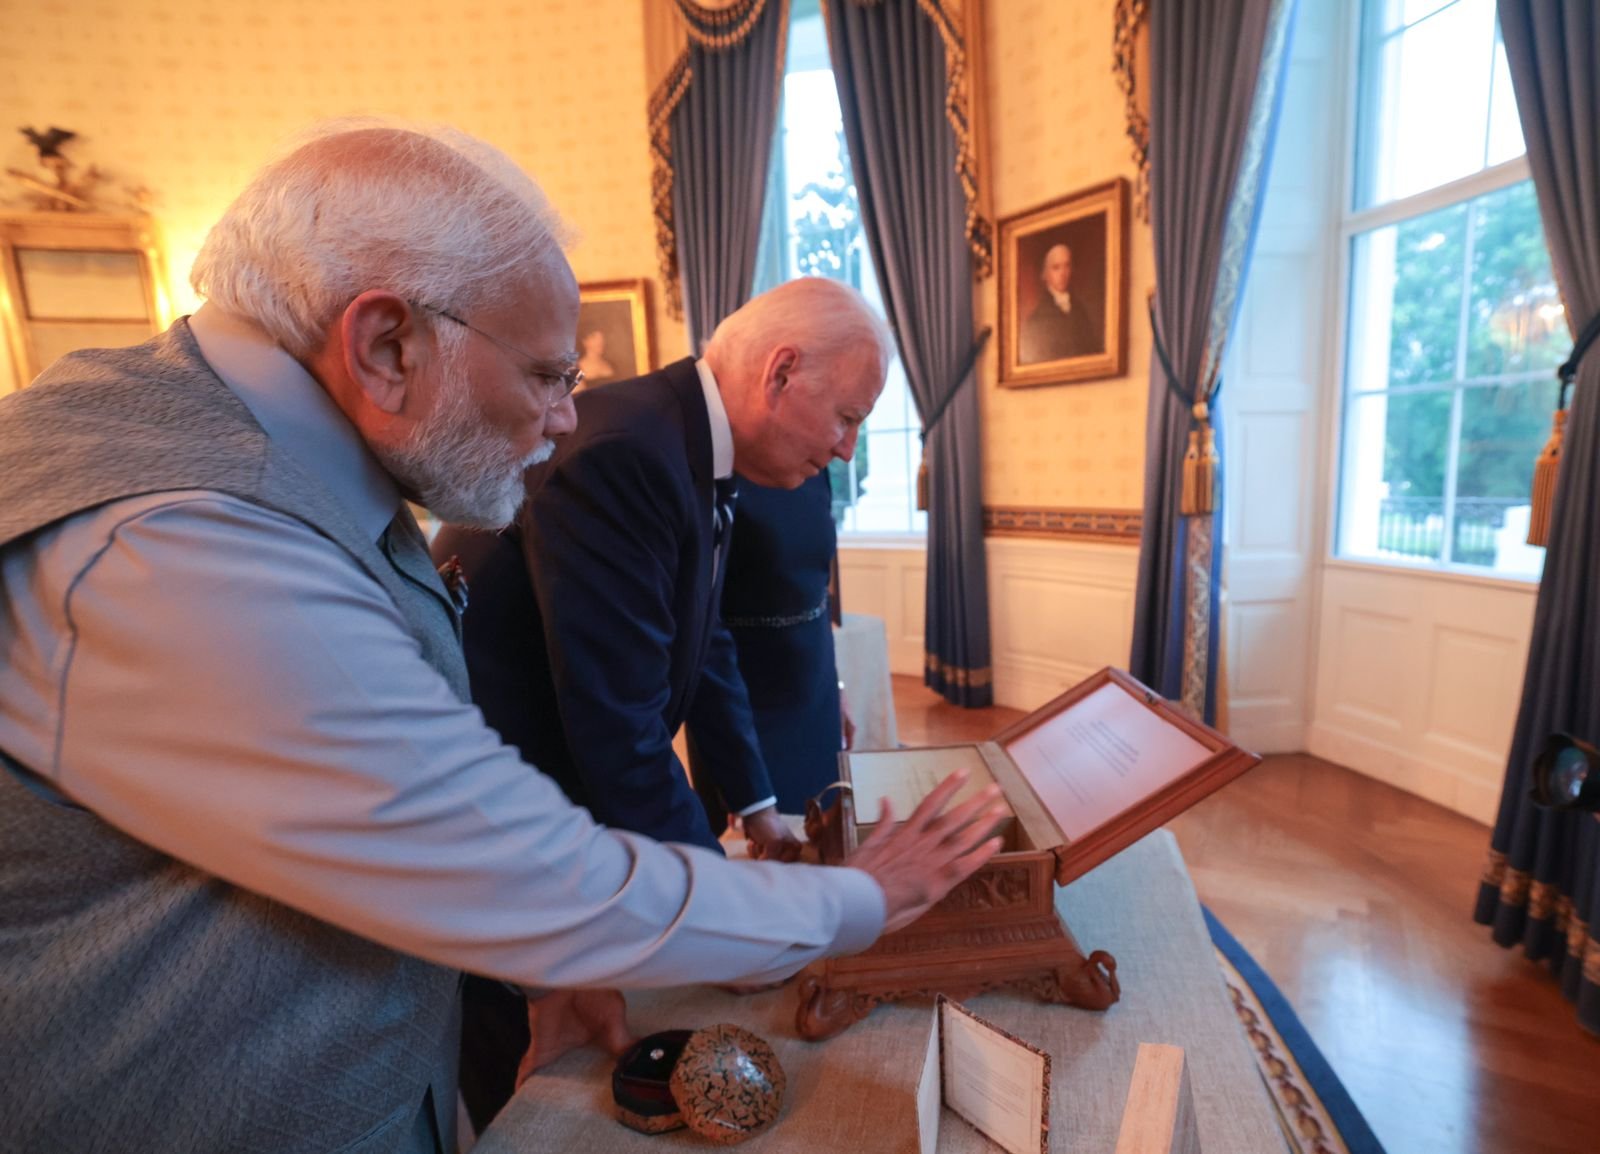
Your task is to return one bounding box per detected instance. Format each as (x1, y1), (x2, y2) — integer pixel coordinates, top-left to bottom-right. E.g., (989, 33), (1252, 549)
(796, 667), (1258, 1040)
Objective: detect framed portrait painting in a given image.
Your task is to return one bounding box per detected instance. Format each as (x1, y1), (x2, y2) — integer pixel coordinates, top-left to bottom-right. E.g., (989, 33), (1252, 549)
(575, 279), (655, 388)
(997, 178), (1129, 388)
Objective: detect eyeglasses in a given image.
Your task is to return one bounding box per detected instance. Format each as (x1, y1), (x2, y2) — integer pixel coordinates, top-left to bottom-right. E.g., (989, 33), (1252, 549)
(417, 303), (584, 406)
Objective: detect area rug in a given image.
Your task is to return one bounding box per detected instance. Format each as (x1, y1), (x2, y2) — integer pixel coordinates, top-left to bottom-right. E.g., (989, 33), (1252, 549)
(1203, 908), (1388, 1154)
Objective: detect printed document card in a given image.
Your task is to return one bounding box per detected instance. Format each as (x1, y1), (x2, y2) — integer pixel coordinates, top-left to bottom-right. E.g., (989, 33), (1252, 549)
(917, 996), (1050, 1154)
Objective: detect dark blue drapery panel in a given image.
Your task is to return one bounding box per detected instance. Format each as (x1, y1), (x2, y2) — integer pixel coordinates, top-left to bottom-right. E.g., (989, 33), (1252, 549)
(1129, 0), (1296, 721)
(826, 0), (992, 706)
(1477, 0), (1600, 1034)
(670, 0), (787, 350)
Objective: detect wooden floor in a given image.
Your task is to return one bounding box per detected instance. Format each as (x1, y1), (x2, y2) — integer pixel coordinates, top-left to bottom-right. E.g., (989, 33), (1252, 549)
(892, 677), (1600, 1154)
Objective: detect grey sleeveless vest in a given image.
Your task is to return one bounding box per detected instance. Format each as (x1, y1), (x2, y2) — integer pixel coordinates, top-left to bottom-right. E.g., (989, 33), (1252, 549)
(0, 323), (468, 1153)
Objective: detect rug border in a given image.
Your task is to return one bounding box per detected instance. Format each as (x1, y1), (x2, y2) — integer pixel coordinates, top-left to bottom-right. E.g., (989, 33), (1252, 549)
(1203, 906), (1388, 1154)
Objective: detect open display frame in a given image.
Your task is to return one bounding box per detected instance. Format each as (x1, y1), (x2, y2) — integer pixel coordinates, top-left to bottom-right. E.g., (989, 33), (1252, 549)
(797, 668), (1259, 1040)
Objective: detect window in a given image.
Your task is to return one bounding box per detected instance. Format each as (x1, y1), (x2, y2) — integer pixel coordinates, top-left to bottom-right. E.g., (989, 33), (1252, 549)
(1336, 0), (1559, 579)
(752, 0), (926, 536)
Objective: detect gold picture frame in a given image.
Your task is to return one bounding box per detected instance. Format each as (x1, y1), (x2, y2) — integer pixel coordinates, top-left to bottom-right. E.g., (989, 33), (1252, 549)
(997, 178), (1129, 388)
(576, 278), (656, 387)
(0, 211), (171, 390)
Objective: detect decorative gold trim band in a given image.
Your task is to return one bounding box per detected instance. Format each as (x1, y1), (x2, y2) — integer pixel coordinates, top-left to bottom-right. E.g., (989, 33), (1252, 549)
(1584, 938), (1600, 987)
(924, 653), (993, 688)
(1481, 848), (1507, 889)
(1567, 915), (1589, 958)
(1112, 0), (1150, 223)
(1499, 866), (1532, 908)
(647, 52), (694, 322)
(1529, 880), (1559, 922)
(983, 506), (1142, 543)
(674, 0), (771, 49)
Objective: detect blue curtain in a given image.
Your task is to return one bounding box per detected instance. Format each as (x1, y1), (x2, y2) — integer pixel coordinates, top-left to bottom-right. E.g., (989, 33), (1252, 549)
(1475, 0), (1600, 1033)
(654, 0), (788, 348)
(825, 0), (993, 707)
(1129, 0), (1297, 721)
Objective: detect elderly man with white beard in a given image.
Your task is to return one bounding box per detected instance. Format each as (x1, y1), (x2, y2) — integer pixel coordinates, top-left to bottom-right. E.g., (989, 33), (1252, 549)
(0, 118), (1004, 1154)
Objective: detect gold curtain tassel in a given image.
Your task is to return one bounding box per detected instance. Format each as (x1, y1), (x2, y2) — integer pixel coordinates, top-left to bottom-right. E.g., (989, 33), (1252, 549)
(1179, 403), (1218, 516)
(916, 449), (930, 512)
(1527, 406), (1566, 547)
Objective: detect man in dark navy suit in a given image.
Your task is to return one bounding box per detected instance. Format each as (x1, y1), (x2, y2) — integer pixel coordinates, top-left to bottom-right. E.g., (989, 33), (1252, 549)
(432, 277), (894, 1127)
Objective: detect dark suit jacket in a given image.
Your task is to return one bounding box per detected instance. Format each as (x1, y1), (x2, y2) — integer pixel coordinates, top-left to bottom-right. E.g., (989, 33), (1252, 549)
(1020, 293), (1101, 363)
(691, 470), (841, 821)
(432, 358), (772, 850)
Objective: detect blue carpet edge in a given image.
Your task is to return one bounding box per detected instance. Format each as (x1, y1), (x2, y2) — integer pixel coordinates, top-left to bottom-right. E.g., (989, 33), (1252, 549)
(1202, 905), (1388, 1154)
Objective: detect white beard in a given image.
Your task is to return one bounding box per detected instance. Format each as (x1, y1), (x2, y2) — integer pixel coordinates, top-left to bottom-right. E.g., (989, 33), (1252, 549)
(377, 351), (553, 530)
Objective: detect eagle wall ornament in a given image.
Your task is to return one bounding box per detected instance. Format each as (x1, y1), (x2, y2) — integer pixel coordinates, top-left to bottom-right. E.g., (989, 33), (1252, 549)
(8, 126), (106, 211)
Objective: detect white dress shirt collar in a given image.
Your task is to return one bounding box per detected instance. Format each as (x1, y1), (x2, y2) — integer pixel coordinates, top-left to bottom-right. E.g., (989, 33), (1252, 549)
(694, 358), (735, 481)
(1048, 288), (1074, 314)
(188, 303), (402, 543)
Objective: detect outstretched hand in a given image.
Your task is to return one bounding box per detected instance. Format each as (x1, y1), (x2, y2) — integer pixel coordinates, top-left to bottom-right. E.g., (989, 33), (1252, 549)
(844, 770), (1007, 935)
(515, 988), (635, 1088)
(744, 805), (805, 862)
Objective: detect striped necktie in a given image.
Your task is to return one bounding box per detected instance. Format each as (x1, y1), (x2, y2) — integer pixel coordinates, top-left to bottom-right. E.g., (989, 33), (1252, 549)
(712, 476), (738, 581)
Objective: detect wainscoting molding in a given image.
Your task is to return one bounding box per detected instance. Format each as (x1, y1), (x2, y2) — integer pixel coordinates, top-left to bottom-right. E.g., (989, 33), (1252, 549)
(1308, 563), (1538, 825)
(839, 536), (1139, 713)
(983, 505), (1143, 543)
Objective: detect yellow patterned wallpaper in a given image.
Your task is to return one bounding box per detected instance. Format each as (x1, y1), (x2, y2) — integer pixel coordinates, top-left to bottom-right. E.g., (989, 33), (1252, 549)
(1, 0), (1140, 510)
(979, 0), (1152, 510)
(0, 0), (688, 398)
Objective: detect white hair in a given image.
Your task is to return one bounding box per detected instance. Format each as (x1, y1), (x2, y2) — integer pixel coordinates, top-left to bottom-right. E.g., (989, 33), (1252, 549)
(705, 277), (895, 386)
(191, 116), (573, 358)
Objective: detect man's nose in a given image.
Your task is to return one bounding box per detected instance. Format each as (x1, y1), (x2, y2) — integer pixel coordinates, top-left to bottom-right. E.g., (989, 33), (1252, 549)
(835, 425), (860, 460)
(546, 393), (579, 437)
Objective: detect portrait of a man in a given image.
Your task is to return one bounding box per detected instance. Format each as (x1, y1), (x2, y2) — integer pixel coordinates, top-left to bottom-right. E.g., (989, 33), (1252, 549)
(998, 178), (1128, 387)
(1019, 233), (1105, 365)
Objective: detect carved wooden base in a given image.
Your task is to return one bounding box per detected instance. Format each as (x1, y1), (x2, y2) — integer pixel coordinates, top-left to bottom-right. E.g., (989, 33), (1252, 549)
(799, 789), (1120, 1040)
(794, 917), (1120, 1041)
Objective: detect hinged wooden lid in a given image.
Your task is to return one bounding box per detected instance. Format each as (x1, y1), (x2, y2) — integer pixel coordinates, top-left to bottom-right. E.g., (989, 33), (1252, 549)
(989, 667), (1257, 886)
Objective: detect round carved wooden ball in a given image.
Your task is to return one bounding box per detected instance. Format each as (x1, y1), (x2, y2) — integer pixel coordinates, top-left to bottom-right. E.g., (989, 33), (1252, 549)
(668, 1023), (787, 1144)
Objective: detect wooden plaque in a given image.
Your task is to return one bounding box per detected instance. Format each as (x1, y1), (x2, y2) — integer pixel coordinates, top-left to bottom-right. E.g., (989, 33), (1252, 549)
(796, 668), (1259, 1040)
(1114, 1044), (1201, 1154)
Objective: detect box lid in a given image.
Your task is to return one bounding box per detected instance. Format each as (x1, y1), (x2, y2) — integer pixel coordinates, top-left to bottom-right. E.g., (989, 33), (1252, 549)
(987, 667), (1258, 885)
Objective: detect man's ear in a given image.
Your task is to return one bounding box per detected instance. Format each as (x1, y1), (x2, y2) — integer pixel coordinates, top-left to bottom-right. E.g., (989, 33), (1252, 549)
(762, 345), (801, 408)
(341, 290), (425, 415)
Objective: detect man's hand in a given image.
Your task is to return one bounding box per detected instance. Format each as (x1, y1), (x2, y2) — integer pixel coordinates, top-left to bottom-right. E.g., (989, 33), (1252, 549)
(845, 770), (1007, 934)
(515, 988), (635, 1087)
(744, 805), (804, 862)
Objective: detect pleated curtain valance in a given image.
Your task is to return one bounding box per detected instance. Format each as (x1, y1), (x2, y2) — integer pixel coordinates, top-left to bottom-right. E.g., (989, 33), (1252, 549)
(646, 0), (789, 323)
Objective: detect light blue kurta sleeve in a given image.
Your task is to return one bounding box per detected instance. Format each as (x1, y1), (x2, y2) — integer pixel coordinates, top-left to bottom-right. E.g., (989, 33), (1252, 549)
(0, 492), (884, 988)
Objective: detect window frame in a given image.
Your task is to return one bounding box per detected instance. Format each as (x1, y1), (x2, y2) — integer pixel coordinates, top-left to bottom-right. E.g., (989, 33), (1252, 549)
(1324, 0), (1547, 584)
(757, 2), (927, 544)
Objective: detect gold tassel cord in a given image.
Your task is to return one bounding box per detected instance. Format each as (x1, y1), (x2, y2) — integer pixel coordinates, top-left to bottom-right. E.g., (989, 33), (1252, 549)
(1529, 307), (1600, 546)
(1527, 405), (1565, 547)
(916, 452), (930, 511)
(1179, 401), (1219, 516)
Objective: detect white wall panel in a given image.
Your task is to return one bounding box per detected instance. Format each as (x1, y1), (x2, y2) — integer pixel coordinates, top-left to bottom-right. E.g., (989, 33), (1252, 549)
(1426, 626), (1524, 754)
(1234, 411), (1309, 553)
(839, 538), (1138, 715)
(1310, 563), (1537, 824)
(1329, 606), (1409, 730)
